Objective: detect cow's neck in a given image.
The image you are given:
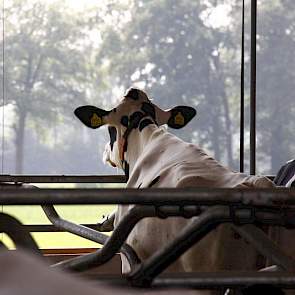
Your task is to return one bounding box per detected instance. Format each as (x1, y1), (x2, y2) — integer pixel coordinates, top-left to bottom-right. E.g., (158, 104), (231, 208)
(123, 123), (159, 177)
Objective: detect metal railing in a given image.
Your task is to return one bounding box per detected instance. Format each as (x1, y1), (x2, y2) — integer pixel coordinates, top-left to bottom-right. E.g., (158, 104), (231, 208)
(1, 180), (295, 290)
(0, 174), (126, 184)
(2, 187), (294, 206)
(0, 174), (126, 233)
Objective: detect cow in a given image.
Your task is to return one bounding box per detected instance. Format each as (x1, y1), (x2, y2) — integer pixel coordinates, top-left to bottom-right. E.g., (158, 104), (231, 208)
(74, 87), (275, 277)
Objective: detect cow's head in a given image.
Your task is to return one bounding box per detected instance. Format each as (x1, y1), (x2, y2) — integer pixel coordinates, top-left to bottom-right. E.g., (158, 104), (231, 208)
(74, 88), (196, 175)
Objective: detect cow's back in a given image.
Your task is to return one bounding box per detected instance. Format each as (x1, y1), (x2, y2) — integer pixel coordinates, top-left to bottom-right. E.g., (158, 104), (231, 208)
(118, 129), (274, 274)
(128, 129), (273, 189)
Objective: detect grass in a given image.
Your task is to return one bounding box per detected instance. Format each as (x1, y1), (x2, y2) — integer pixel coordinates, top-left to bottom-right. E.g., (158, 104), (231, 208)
(2, 205), (116, 249)
(1, 182), (123, 249)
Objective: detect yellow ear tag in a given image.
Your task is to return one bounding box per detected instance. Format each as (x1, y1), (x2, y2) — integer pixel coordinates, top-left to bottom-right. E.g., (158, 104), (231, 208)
(91, 113), (103, 127)
(174, 112), (185, 125)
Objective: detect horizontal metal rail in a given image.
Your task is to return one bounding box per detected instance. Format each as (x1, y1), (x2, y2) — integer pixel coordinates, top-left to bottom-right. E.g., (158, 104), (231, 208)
(0, 187), (294, 206)
(152, 272), (295, 289)
(0, 174), (275, 183)
(0, 175), (126, 183)
(83, 272), (295, 289)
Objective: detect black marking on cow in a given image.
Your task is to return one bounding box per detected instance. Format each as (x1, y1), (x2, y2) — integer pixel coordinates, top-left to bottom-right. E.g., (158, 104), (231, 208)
(125, 88), (139, 100)
(148, 176), (160, 188)
(137, 183), (142, 189)
(139, 119), (154, 132)
(141, 102), (156, 119)
(123, 161), (130, 179)
(120, 116), (129, 127)
(74, 106), (110, 129)
(123, 139), (128, 153)
(108, 126), (117, 151)
(167, 106), (196, 129)
(129, 111), (145, 129)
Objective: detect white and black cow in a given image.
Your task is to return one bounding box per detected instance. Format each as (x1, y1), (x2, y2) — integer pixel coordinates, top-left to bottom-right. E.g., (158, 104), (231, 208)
(74, 88), (274, 274)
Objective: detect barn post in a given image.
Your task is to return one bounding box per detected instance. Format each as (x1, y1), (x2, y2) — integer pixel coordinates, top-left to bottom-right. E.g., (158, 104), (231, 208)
(240, 0), (245, 173)
(250, 0), (257, 175)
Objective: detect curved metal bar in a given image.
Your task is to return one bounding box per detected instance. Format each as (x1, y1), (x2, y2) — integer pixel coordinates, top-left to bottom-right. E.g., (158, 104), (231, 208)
(54, 203), (295, 274)
(53, 205), (156, 272)
(128, 206), (230, 287)
(0, 239), (8, 249)
(128, 206), (295, 287)
(41, 204), (141, 270)
(0, 213), (41, 255)
(232, 224), (295, 271)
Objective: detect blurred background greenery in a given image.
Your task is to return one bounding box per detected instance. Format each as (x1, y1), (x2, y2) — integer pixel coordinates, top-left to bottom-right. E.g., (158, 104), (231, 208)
(0, 0), (294, 248)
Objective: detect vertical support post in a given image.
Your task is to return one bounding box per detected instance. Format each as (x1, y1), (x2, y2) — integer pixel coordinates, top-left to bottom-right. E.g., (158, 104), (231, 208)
(250, 0), (257, 175)
(240, 0), (245, 173)
(1, 0), (5, 174)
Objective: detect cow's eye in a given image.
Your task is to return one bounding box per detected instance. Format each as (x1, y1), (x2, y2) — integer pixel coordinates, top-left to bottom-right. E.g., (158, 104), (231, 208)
(108, 126), (117, 151)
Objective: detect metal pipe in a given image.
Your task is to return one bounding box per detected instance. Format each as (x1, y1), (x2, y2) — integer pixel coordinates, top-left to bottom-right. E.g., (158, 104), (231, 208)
(152, 272), (295, 289)
(72, 272), (295, 289)
(250, 0), (257, 175)
(240, 0), (245, 173)
(232, 224), (295, 271)
(0, 174), (126, 183)
(128, 206), (230, 287)
(55, 205), (204, 272)
(42, 204), (140, 270)
(22, 224), (104, 232)
(0, 213), (41, 255)
(0, 188), (294, 206)
(0, 240), (8, 249)
(128, 206), (295, 287)
(55, 204), (295, 274)
(53, 205), (156, 272)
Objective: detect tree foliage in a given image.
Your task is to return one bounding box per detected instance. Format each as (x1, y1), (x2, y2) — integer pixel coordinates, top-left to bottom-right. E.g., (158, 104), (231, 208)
(97, 0), (238, 166)
(0, 0), (294, 174)
(2, 0), (100, 172)
(256, 0), (295, 172)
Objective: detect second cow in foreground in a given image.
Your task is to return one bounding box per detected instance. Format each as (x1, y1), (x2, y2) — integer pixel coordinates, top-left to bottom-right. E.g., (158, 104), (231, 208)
(74, 88), (274, 274)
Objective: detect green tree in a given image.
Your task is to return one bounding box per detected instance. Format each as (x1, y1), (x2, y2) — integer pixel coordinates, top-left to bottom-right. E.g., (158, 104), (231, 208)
(256, 0), (295, 173)
(96, 0), (239, 167)
(1, 0), (96, 173)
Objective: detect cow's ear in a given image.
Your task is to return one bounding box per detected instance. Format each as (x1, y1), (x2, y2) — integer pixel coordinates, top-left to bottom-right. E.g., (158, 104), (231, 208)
(167, 106), (196, 129)
(74, 105), (111, 129)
